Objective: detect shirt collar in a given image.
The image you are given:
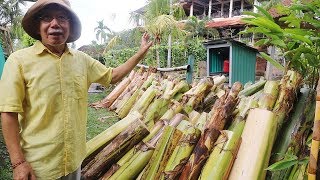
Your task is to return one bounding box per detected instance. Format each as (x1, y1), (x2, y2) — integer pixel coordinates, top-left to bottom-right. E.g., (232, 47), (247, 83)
(33, 41), (74, 56)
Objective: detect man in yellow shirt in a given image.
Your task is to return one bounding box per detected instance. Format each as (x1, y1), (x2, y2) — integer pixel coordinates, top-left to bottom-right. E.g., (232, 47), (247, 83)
(0, 0), (153, 179)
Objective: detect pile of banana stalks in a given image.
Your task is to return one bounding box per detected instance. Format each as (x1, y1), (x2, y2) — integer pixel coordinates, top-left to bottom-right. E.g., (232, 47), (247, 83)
(81, 67), (318, 180)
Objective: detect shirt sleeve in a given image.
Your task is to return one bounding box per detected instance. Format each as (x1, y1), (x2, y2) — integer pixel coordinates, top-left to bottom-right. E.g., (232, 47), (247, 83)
(85, 54), (113, 87)
(0, 56), (25, 113)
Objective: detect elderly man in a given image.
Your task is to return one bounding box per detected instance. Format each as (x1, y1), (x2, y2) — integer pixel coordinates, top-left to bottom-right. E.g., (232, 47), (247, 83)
(0, 0), (153, 179)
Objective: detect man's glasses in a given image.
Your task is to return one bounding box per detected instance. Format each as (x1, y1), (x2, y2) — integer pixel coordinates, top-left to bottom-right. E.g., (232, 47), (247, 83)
(39, 15), (70, 23)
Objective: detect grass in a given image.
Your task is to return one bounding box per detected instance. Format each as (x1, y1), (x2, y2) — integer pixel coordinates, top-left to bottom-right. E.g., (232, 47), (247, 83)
(86, 91), (119, 140)
(0, 90), (118, 179)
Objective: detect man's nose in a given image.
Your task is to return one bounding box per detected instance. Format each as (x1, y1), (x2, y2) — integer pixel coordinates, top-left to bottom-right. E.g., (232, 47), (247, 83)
(50, 18), (60, 26)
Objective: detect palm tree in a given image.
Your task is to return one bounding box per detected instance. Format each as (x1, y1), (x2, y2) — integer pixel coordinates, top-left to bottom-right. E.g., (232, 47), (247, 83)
(184, 16), (219, 41)
(94, 20), (111, 45)
(138, 0), (186, 67)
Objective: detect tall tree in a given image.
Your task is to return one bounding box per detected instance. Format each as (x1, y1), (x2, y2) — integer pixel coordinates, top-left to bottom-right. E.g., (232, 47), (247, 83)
(94, 20), (111, 45)
(139, 0), (186, 67)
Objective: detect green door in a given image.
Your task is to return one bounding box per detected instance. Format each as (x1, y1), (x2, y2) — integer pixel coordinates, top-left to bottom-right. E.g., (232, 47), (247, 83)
(0, 44), (5, 79)
(230, 43), (256, 85)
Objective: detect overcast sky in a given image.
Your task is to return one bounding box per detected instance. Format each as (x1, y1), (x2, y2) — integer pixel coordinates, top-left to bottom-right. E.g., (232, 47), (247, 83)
(23, 0), (148, 48)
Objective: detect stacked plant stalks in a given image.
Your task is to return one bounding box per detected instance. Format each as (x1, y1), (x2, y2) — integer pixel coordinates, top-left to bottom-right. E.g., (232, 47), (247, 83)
(228, 79), (281, 180)
(101, 119), (167, 179)
(228, 108), (277, 180)
(82, 111), (143, 167)
(129, 83), (159, 115)
(199, 128), (242, 180)
(81, 118), (149, 179)
(90, 70), (133, 109)
(179, 82), (242, 180)
(194, 112), (208, 132)
(162, 120), (201, 179)
(182, 78), (214, 114)
(269, 88), (315, 179)
(199, 83), (265, 179)
(139, 125), (183, 180)
(273, 70), (302, 135)
(105, 114), (187, 179)
(143, 79), (190, 128)
(257, 81), (279, 111)
(115, 72), (158, 118)
(238, 78), (267, 97)
(109, 70), (149, 111)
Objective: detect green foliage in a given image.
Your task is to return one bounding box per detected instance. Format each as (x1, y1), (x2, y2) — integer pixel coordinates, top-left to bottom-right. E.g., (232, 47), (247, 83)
(104, 38), (206, 69)
(267, 153), (309, 172)
(241, 1), (320, 88)
(21, 33), (36, 47)
(0, 118), (13, 179)
(184, 16), (219, 41)
(87, 91), (119, 141)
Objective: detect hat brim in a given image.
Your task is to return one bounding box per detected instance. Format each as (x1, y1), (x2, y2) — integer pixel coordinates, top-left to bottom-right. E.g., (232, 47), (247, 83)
(22, 0), (81, 43)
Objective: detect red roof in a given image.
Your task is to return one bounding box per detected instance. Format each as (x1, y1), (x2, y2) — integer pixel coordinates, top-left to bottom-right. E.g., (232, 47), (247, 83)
(206, 17), (245, 28)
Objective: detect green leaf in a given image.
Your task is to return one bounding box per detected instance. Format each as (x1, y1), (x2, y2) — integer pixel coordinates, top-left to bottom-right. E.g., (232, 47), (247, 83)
(255, 39), (269, 47)
(298, 158), (309, 165)
(267, 159), (299, 171)
(243, 11), (264, 18)
(255, 5), (274, 21)
(285, 34), (313, 46)
(260, 52), (285, 71)
(270, 39), (286, 48)
(284, 29), (313, 36)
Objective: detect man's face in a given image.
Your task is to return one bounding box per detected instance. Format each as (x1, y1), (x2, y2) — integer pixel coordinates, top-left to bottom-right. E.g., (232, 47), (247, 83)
(39, 9), (71, 47)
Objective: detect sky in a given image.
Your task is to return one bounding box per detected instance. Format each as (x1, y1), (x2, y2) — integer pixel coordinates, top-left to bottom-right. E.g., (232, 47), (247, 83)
(22, 0), (148, 48)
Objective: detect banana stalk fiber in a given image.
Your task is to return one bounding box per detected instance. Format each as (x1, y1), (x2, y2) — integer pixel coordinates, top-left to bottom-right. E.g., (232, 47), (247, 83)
(182, 78), (213, 114)
(258, 81), (279, 110)
(115, 87), (142, 118)
(90, 75), (131, 109)
(101, 119), (167, 179)
(143, 79), (188, 127)
(270, 88), (315, 180)
(194, 112), (208, 132)
(107, 114), (186, 180)
(129, 84), (158, 115)
(289, 161), (308, 179)
(308, 76), (320, 179)
(179, 82), (242, 180)
(81, 119), (149, 179)
(238, 79), (266, 97)
(162, 121), (201, 180)
(199, 126), (243, 180)
(109, 70), (149, 110)
(82, 111), (142, 167)
(229, 108), (277, 180)
(115, 72), (157, 114)
(140, 126), (182, 180)
(273, 70), (302, 135)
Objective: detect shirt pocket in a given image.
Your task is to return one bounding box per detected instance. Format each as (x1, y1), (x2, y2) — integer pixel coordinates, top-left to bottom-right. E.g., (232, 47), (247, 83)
(73, 75), (85, 99)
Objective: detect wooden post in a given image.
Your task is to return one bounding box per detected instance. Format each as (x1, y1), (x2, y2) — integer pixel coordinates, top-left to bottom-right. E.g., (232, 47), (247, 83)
(190, 0), (194, 17)
(186, 55), (194, 84)
(229, 0), (234, 18)
(208, 0), (212, 19)
(240, 0), (244, 14)
(221, 1), (224, 17)
(309, 75), (320, 179)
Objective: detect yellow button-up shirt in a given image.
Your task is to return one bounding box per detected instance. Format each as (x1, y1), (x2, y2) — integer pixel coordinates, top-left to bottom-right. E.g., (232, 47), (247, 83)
(0, 41), (112, 179)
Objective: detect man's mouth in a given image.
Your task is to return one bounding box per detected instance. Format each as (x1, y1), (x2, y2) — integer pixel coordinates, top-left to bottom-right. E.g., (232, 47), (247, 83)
(48, 29), (63, 36)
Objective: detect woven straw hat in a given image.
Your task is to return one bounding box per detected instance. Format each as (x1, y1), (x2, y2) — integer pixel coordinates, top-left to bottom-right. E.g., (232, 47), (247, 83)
(22, 0), (81, 43)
